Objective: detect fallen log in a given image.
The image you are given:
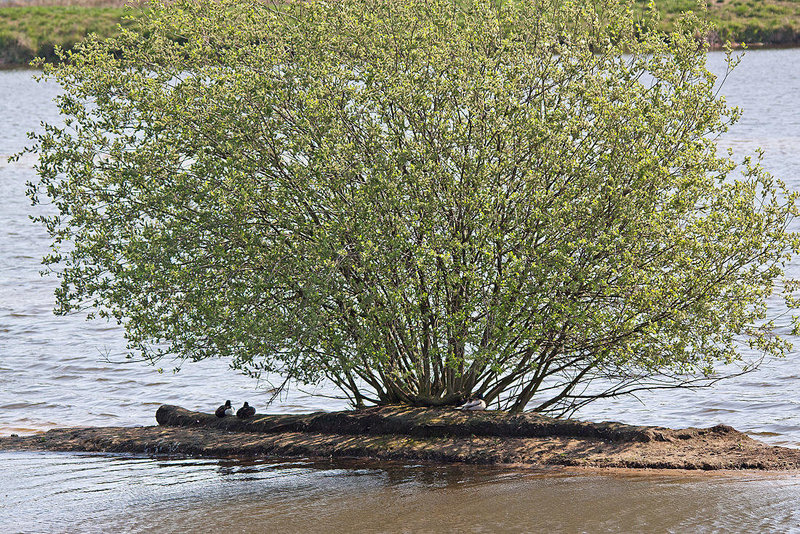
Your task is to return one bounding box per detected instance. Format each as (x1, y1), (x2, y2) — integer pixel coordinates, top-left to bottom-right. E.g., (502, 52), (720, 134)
(155, 404), (678, 443)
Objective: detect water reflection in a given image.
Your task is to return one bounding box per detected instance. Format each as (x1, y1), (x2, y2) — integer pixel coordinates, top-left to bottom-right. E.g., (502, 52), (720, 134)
(3, 451), (800, 533)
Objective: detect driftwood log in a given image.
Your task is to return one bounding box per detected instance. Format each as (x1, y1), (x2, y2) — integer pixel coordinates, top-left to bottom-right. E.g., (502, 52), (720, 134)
(155, 404), (676, 442)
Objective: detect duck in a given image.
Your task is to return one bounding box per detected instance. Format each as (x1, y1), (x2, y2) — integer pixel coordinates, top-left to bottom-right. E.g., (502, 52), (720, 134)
(237, 401), (256, 419)
(456, 394), (486, 411)
(216, 400), (234, 418)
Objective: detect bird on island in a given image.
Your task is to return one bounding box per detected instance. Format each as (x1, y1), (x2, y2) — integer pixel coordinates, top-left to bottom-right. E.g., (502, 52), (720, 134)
(215, 400), (234, 418)
(456, 394), (486, 411)
(237, 401), (256, 419)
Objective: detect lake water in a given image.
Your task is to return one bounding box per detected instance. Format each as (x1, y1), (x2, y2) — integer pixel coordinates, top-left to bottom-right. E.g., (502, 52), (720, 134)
(3, 49), (800, 531)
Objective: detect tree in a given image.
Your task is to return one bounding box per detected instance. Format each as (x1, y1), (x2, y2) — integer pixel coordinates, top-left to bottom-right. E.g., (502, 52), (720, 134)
(24, 0), (799, 414)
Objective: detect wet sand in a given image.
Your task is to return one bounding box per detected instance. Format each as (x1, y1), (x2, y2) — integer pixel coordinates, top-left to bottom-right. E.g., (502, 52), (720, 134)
(3, 405), (800, 470)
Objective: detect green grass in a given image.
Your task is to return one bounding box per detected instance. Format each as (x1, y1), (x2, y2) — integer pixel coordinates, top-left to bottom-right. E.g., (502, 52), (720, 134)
(0, 6), (141, 66)
(636, 0), (800, 45)
(1, 0), (799, 67)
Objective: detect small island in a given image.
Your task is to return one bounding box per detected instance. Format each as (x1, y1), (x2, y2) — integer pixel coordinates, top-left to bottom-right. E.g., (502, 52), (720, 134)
(7, 0), (800, 478)
(3, 405), (800, 471)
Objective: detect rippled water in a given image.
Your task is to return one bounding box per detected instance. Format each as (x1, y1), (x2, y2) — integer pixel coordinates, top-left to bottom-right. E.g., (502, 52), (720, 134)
(2, 49), (800, 531)
(5, 451), (800, 533)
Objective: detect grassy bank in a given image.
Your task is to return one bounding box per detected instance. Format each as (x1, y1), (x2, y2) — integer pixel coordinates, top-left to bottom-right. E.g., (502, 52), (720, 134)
(636, 0), (800, 47)
(0, 4), (141, 67)
(1, 0), (799, 67)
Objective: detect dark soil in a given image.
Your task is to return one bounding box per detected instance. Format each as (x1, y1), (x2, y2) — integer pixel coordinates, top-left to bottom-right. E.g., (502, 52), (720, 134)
(3, 405), (800, 470)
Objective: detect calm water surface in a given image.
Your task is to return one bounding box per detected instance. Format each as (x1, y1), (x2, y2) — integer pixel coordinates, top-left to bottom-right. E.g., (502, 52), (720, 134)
(2, 49), (800, 531)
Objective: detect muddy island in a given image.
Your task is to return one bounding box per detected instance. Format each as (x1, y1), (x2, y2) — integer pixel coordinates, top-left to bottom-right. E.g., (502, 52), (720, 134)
(3, 405), (800, 471)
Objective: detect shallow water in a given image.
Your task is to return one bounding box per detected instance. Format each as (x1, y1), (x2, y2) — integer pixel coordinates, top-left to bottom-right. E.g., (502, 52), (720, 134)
(2, 49), (800, 531)
(3, 451), (800, 533)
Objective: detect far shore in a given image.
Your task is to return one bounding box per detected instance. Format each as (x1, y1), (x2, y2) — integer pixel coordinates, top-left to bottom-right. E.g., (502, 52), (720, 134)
(3, 404), (800, 471)
(2, 39), (799, 71)
(2, 0), (800, 69)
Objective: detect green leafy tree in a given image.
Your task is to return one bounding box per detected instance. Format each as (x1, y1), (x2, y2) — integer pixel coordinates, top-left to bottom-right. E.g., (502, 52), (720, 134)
(24, 0), (799, 414)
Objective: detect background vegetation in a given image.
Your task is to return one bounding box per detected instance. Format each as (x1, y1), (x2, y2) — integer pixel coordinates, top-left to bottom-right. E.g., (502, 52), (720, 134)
(0, 3), (140, 66)
(1, 0), (799, 67)
(636, 0), (800, 46)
